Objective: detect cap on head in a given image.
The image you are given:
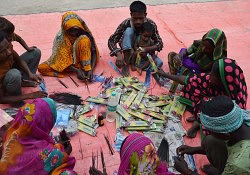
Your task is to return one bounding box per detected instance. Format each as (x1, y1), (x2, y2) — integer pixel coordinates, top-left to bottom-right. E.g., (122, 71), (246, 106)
(201, 95), (234, 117)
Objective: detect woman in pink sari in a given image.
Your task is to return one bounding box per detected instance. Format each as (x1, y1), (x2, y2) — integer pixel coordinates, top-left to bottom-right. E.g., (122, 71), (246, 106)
(0, 98), (77, 175)
(118, 133), (175, 175)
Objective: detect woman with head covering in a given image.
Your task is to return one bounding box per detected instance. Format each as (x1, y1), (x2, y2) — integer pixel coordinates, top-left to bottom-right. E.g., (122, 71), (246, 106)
(118, 133), (175, 175)
(168, 28), (227, 93)
(0, 98), (77, 174)
(158, 58), (248, 137)
(174, 95), (250, 175)
(38, 12), (100, 80)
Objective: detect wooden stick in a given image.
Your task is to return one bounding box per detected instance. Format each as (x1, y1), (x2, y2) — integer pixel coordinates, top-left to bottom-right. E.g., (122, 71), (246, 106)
(69, 75), (79, 87)
(57, 78), (68, 88)
(103, 134), (114, 155)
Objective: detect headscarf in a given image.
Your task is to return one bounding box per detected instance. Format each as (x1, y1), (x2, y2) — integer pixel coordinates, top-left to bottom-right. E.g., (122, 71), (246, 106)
(118, 133), (174, 175)
(218, 58), (248, 109)
(181, 58), (248, 111)
(202, 28), (227, 61)
(0, 98), (76, 175)
(200, 97), (250, 133)
(45, 11), (100, 72)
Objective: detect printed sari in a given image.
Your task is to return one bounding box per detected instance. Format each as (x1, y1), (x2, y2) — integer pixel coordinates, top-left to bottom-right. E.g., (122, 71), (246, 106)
(0, 98), (76, 175)
(180, 58), (248, 114)
(38, 12), (100, 77)
(118, 133), (174, 175)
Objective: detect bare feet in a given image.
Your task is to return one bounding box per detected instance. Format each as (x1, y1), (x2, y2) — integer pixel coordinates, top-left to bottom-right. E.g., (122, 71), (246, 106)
(21, 80), (38, 87)
(201, 164), (220, 175)
(186, 116), (196, 122)
(186, 121), (200, 138)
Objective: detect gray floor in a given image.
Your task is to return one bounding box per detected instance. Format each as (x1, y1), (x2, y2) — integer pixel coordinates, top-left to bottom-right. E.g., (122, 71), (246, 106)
(1, 0), (224, 16)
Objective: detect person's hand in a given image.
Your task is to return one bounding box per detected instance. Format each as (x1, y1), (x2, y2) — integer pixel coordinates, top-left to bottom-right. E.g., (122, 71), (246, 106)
(157, 68), (166, 76)
(138, 47), (146, 53)
(176, 145), (196, 156)
(174, 156), (192, 175)
(76, 69), (86, 80)
(86, 70), (93, 80)
(116, 52), (124, 68)
(173, 54), (182, 68)
(29, 74), (43, 84)
(27, 46), (37, 52)
(26, 91), (48, 99)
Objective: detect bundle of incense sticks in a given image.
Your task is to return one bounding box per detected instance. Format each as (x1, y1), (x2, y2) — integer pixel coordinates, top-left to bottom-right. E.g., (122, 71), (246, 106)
(86, 96), (108, 105)
(147, 53), (158, 73)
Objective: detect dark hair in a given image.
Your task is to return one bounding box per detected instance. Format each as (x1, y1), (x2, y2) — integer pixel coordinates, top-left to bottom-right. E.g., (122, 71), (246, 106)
(211, 60), (220, 77)
(142, 22), (154, 33)
(204, 38), (215, 47)
(201, 95), (234, 117)
(0, 17), (15, 34)
(0, 31), (6, 43)
(130, 1), (147, 13)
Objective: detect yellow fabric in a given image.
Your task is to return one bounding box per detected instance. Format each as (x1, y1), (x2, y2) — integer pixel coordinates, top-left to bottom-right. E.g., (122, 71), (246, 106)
(76, 36), (92, 71)
(38, 11), (99, 76)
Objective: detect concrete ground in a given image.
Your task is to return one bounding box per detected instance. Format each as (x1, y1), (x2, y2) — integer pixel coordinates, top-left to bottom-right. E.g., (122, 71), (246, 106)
(1, 0), (224, 15)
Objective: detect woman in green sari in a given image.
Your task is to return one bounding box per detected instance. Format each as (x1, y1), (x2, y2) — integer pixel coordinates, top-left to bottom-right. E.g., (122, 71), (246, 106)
(168, 28), (227, 93)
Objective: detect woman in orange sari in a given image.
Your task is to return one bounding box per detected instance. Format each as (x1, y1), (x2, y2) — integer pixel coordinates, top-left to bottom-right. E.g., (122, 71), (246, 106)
(38, 12), (100, 80)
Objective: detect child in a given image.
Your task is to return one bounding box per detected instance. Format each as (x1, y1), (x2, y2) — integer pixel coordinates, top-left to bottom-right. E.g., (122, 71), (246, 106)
(131, 22), (163, 75)
(0, 17), (40, 53)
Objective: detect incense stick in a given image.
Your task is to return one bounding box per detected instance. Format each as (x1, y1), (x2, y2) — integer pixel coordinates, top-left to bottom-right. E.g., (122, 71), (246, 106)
(103, 134), (114, 155)
(69, 75), (79, 87)
(57, 78), (68, 88)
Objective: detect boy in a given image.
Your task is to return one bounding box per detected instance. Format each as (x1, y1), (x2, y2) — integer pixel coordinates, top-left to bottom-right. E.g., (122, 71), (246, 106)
(0, 31), (46, 106)
(0, 17), (41, 86)
(108, 1), (163, 75)
(131, 22), (163, 75)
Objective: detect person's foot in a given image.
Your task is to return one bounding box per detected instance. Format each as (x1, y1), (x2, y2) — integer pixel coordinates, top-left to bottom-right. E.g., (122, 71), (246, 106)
(122, 65), (130, 77)
(22, 80), (37, 87)
(186, 121), (200, 138)
(201, 164), (220, 175)
(186, 116), (196, 122)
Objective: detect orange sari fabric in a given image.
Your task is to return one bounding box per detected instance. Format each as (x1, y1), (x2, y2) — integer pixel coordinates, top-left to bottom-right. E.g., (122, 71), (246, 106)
(38, 12), (99, 77)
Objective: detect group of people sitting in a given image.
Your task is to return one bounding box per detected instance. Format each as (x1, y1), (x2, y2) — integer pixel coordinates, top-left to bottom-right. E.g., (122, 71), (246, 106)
(0, 0), (249, 174)
(0, 96), (249, 174)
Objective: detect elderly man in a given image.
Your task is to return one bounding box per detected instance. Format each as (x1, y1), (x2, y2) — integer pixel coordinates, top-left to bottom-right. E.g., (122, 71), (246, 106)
(0, 31), (47, 106)
(174, 95), (250, 175)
